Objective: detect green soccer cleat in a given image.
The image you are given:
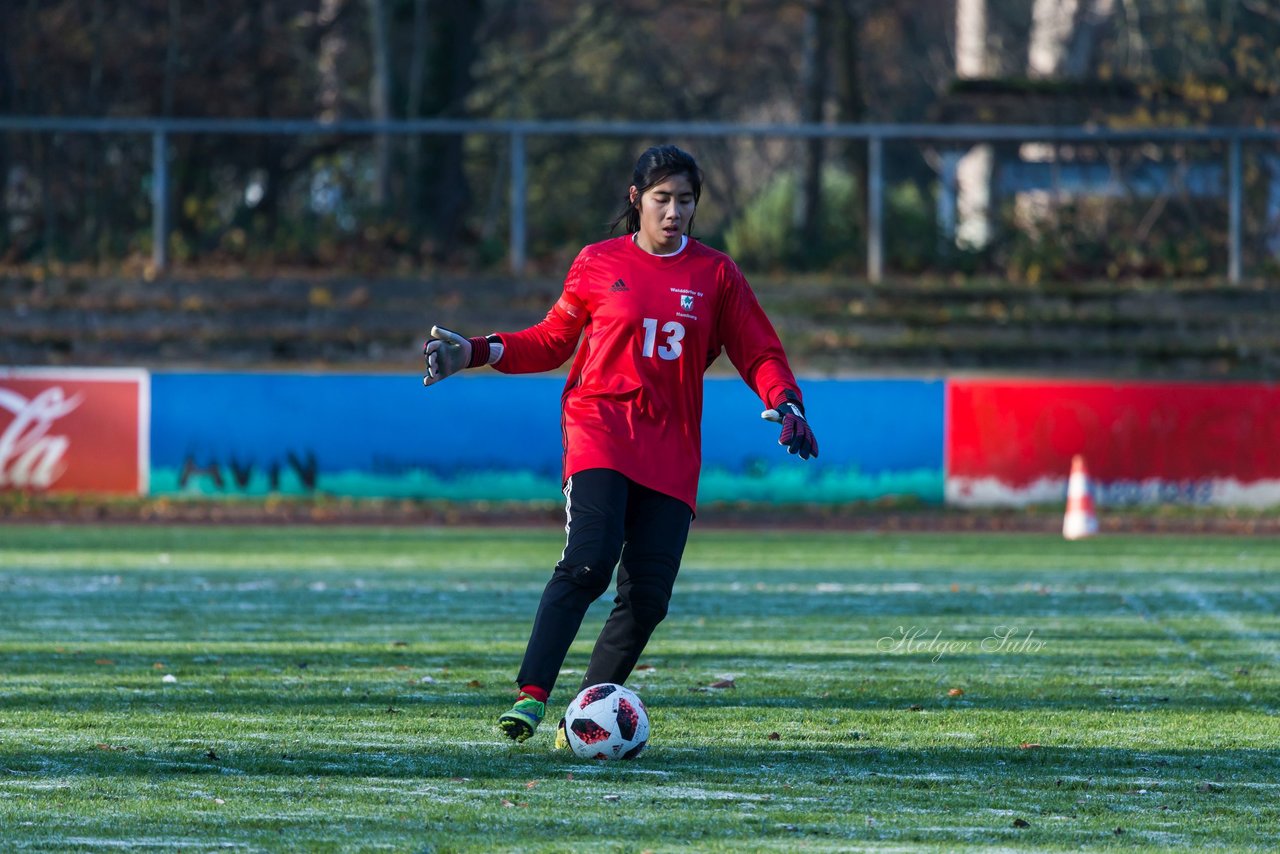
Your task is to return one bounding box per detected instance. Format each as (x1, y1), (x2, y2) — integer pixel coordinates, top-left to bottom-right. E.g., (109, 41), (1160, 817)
(498, 695), (546, 743)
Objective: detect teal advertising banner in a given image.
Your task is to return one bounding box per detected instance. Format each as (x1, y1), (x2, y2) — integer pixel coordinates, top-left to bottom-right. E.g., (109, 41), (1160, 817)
(149, 373), (945, 505)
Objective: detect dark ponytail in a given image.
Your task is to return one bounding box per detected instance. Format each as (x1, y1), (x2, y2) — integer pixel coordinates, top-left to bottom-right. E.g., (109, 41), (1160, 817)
(609, 144), (703, 234)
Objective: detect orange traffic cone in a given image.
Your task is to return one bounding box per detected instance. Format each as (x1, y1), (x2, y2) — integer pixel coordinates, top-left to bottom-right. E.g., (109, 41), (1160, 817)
(1063, 454), (1098, 540)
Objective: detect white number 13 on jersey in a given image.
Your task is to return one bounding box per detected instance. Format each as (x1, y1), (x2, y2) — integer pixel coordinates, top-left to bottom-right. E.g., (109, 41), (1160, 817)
(641, 317), (685, 360)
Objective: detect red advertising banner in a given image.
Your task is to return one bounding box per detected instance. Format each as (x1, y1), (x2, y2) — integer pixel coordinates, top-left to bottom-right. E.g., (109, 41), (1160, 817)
(0, 368), (149, 495)
(947, 379), (1280, 507)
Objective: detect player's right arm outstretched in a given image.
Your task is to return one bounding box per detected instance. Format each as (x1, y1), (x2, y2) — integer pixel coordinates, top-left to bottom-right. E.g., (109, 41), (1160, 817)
(422, 325), (499, 387)
(421, 252), (592, 387)
(420, 298), (587, 387)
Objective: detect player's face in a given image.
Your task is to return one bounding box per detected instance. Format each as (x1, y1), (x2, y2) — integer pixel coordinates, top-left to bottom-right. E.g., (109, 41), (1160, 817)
(630, 174), (696, 255)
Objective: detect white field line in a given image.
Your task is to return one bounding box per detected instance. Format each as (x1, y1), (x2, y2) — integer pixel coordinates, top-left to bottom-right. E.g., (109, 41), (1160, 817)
(1242, 588), (1280, 643)
(39, 841), (249, 851)
(1120, 593), (1259, 709)
(1174, 583), (1280, 716)
(1178, 585), (1280, 666)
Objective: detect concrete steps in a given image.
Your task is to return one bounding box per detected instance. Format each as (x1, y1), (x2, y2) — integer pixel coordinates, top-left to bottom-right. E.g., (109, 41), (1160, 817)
(3, 273), (1278, 378)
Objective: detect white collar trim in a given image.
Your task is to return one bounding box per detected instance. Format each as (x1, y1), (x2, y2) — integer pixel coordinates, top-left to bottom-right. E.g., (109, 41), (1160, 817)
(633, 233), (688, 257)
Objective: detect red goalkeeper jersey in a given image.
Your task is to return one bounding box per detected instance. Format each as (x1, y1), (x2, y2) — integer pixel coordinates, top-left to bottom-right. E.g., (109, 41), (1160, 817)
(493, 235), (801, 512)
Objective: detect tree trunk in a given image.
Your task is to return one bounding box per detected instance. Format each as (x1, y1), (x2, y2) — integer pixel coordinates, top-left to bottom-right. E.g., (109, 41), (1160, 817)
(1065, 0), (1116, 78)
(228, 3), (287, 248)
(409, 0), (483, 257)
(88, 0), (105, 261)
(163, 0), (180, 116)
(955, 0), (993, 250)
(406, 0), (429, 120)
(160, 0), (180, 262)
(405, 0), (429, 220)
(833, 0), (866, 248)
(367, 0), (391, 207)
(317, 0), (347, 121)
(794, 0), (831, 261)
(0, 5), (10, 254)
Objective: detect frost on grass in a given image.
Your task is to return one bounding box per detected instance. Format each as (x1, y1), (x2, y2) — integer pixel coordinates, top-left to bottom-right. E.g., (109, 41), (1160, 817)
(5, 528), (1279, 850)
(59, 840), (248, 850)
(642, 785), (782, 802)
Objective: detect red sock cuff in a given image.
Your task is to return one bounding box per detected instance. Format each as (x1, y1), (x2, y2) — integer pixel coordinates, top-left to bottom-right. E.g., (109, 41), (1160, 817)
(519, 684), (549, 703)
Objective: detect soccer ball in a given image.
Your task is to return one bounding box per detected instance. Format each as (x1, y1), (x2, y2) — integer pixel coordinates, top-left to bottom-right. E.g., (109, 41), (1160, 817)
(563, 683), (649, 760)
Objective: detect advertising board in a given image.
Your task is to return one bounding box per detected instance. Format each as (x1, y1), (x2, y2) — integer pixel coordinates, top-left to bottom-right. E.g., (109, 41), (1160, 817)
(947, 379), (1280, 506)
(0, 368), (149, 495)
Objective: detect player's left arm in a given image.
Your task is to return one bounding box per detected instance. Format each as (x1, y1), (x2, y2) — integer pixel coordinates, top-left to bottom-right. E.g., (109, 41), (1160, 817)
(716, 265), (818, 460)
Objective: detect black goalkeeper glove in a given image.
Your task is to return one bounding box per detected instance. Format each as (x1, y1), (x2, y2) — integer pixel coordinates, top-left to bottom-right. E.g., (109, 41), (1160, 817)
(422, 325), (493, 387)
(761, 390), (819, 460)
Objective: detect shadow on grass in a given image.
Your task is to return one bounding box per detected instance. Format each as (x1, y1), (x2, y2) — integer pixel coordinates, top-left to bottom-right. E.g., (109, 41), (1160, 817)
(0, 681), (1266, 716)
(5, 645), (1272, 673)
(0, 743), (1275, 788)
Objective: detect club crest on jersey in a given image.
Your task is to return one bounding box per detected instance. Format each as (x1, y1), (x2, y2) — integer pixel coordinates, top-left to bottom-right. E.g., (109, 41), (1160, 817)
(680, 294), (694, 310)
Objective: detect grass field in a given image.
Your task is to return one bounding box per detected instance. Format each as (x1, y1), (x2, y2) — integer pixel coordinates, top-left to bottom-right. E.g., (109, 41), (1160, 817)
(1, 524), (1277, 852)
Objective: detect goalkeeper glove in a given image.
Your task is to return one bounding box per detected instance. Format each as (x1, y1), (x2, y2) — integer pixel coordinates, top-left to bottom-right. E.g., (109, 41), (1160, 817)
(761, 390), (818, 460)
(422, 325), (493, 387)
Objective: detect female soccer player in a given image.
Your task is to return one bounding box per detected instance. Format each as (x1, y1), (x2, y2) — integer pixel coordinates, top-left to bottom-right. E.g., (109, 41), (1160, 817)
(421, 144), (818, 744)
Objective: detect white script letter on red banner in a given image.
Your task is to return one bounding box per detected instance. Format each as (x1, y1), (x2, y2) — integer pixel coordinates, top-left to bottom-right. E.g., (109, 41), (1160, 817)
(0, 369), (149, 495)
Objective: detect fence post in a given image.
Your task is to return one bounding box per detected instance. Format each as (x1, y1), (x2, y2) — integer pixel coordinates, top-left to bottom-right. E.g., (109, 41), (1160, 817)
(867, 134), (883, 283)
(152, 129), (168, 273)
(1228, 135), (1242, 283)
(510, 130), (526, 276)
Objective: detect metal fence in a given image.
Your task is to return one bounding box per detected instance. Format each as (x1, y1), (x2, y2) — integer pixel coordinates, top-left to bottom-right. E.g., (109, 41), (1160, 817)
(2, 116), (1276, 282)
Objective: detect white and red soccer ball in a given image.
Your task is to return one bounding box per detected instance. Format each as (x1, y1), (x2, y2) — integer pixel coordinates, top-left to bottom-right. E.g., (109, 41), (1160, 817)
(563, 683), (649, 760)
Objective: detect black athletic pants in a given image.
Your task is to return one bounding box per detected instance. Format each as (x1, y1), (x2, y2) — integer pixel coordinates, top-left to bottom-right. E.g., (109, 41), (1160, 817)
(516, 468), (693, 697)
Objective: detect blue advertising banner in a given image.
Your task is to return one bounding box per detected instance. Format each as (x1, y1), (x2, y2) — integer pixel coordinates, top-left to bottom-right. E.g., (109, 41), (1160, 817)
(150, 373), (944, 504)
(698, 377), (945, 504)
